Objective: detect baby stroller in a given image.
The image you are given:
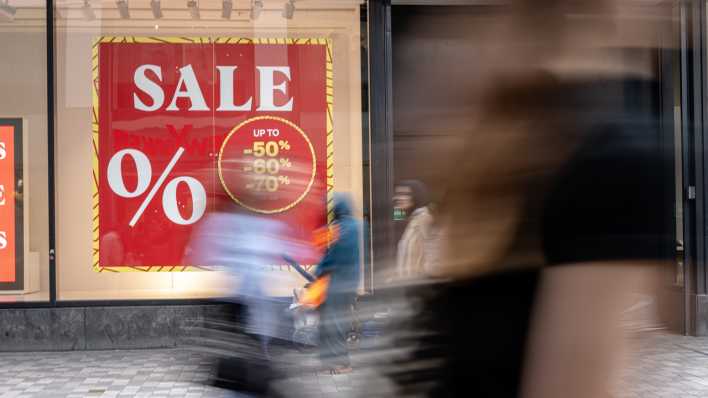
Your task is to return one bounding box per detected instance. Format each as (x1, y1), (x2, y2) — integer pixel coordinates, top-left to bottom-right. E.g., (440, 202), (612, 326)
(284, 256), (361, 351)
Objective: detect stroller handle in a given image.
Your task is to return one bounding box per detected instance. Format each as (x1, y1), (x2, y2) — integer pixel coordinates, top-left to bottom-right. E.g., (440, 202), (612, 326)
(282, 255), (316, 283)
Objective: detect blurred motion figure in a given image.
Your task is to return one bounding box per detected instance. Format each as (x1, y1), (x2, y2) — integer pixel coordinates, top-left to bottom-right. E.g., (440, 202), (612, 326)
(380, 1), (674, 397)
(314, 193), (362, 374)
(184, 165), (312, 394)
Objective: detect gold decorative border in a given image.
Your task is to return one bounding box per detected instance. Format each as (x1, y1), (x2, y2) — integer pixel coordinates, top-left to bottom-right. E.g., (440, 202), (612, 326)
(325, 39), (335, 224)
(217, 116), (317, 214)
(92, 36), (334, 273)
(91, 37), (101, 272)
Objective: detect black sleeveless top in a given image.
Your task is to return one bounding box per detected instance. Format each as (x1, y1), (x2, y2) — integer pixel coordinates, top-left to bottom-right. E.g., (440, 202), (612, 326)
(542, 77), (670, 264)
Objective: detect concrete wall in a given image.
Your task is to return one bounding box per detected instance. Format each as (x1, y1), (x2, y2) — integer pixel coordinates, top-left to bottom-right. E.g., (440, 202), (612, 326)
(0, 304), (239, 351)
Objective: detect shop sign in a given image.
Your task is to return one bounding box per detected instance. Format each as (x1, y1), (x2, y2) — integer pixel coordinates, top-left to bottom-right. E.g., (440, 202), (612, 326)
(93, 37), (333, 272)
(0, 119), (22, 289)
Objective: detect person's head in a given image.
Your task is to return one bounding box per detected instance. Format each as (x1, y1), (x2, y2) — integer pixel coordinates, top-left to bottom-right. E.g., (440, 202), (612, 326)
(332, 192), (354, 221)
(394, 180), (430, 213)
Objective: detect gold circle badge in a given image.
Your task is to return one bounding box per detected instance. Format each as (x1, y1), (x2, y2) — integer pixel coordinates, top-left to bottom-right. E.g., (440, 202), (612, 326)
(217, 116), (317, 214)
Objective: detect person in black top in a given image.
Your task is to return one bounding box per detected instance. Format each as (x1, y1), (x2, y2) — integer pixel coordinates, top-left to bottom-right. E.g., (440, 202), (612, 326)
(382, 1), (673, 397)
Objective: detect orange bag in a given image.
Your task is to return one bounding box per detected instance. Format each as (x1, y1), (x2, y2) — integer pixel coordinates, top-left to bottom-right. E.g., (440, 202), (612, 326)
(300, 275), (331, 309)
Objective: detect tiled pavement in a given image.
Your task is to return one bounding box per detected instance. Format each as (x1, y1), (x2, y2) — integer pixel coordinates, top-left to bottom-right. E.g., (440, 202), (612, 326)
(0, 350), (228, 398)
(615, 333), (708, 398)
(0, 332), (705, 397)
(0, 344), (391, 398)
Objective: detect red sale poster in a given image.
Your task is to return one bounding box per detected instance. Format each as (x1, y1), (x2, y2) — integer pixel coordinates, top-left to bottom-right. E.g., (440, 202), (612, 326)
(0, 124), (16, 283)
(92, 37), (333, 272)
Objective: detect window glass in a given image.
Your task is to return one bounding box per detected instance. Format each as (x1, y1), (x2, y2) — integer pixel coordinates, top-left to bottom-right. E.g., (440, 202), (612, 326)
(55, 0), (369, 300)
(0, 0), (50, 302)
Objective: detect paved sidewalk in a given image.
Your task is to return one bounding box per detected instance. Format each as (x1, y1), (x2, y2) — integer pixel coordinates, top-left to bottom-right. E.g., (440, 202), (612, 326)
(0, 332), (705, 397)
(0, 346), (385, 398)
(615, 333), (708, 398)
(0, 350), (225, 398)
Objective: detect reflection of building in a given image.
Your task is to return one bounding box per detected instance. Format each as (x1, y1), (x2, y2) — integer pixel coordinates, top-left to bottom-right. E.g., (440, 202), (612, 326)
(0, 0), (707, 351)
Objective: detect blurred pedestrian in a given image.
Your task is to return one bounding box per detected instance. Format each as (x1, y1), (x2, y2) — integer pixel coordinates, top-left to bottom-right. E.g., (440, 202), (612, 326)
(184, 174), (311, 394)
(314, 193), (362, 374)
(188, 205), (291, 318)
(381, 1), (673, 397)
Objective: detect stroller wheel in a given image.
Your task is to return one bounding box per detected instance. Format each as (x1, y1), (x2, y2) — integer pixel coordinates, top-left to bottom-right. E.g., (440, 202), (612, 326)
(346, 332), (361, 351)
(293, 328), (318, 351)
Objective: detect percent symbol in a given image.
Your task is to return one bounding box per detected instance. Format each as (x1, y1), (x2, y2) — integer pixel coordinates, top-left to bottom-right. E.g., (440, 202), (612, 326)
(279, 158), (292, 167)
(107, 147), (207, 227)
(278, 176), (291, 185)
(278, 140), (291, 150)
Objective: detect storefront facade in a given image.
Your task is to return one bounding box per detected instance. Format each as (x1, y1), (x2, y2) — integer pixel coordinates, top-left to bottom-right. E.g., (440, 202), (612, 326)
(3, 0), (708, 351)
(0, 0), (394, 350)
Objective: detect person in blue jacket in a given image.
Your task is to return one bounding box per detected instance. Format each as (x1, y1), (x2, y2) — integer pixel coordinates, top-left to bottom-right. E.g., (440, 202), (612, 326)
(314, 193), (362, 374)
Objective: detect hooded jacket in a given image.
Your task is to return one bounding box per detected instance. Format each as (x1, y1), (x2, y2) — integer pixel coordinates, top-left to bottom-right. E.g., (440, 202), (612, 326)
(314, 194), (362, 297)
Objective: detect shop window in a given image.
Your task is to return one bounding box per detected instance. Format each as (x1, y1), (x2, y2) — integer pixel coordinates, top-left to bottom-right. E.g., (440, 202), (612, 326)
(55, 0), (369, 300)
(0, 6), (51, 302)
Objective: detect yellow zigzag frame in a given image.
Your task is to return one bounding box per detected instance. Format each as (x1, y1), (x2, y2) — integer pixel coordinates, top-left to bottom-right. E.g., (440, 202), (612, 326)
(91, 36), (334, 273)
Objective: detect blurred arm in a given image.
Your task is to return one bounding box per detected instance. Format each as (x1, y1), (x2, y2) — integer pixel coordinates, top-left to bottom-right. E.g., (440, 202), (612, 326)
(521, 263), (661, 398)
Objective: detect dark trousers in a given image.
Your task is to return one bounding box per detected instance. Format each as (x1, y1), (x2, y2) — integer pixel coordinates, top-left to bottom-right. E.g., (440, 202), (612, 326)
(319, 293), (353, 368)
(391, 269), (541, 397)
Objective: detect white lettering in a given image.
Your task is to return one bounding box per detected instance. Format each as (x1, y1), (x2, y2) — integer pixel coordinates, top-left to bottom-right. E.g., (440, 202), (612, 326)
(132, 64), (296, 112)
(107, 149), (152, 198)
(216, 66), (253, 111)
(0, 142), (6, 160)
(133, 64), (165, 112)
(0, 185), (5, 206)
(166, 65), (209, 112)
(256, 66), (293, 112)
(162, 177), (207, 225)
(0, 232), (6, 250)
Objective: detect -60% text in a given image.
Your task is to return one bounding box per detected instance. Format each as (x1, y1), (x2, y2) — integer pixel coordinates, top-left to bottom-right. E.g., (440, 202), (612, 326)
(243, 140), (292, 193)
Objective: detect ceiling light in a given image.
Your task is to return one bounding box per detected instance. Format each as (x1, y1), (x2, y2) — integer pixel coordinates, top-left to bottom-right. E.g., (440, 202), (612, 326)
(250, 0), (263, 20)
(221, 0), (232, 19)
(116, 0), (129, 19)
(282, 0), (294, 19)
(81, 0), (95, 21)
(150, 0), (162, 19)
(0, 0), (16, 22)
(187, 0), (199, 19)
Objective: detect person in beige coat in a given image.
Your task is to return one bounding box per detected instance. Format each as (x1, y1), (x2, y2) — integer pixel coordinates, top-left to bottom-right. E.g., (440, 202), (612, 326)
(394, 180), (435, 279)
